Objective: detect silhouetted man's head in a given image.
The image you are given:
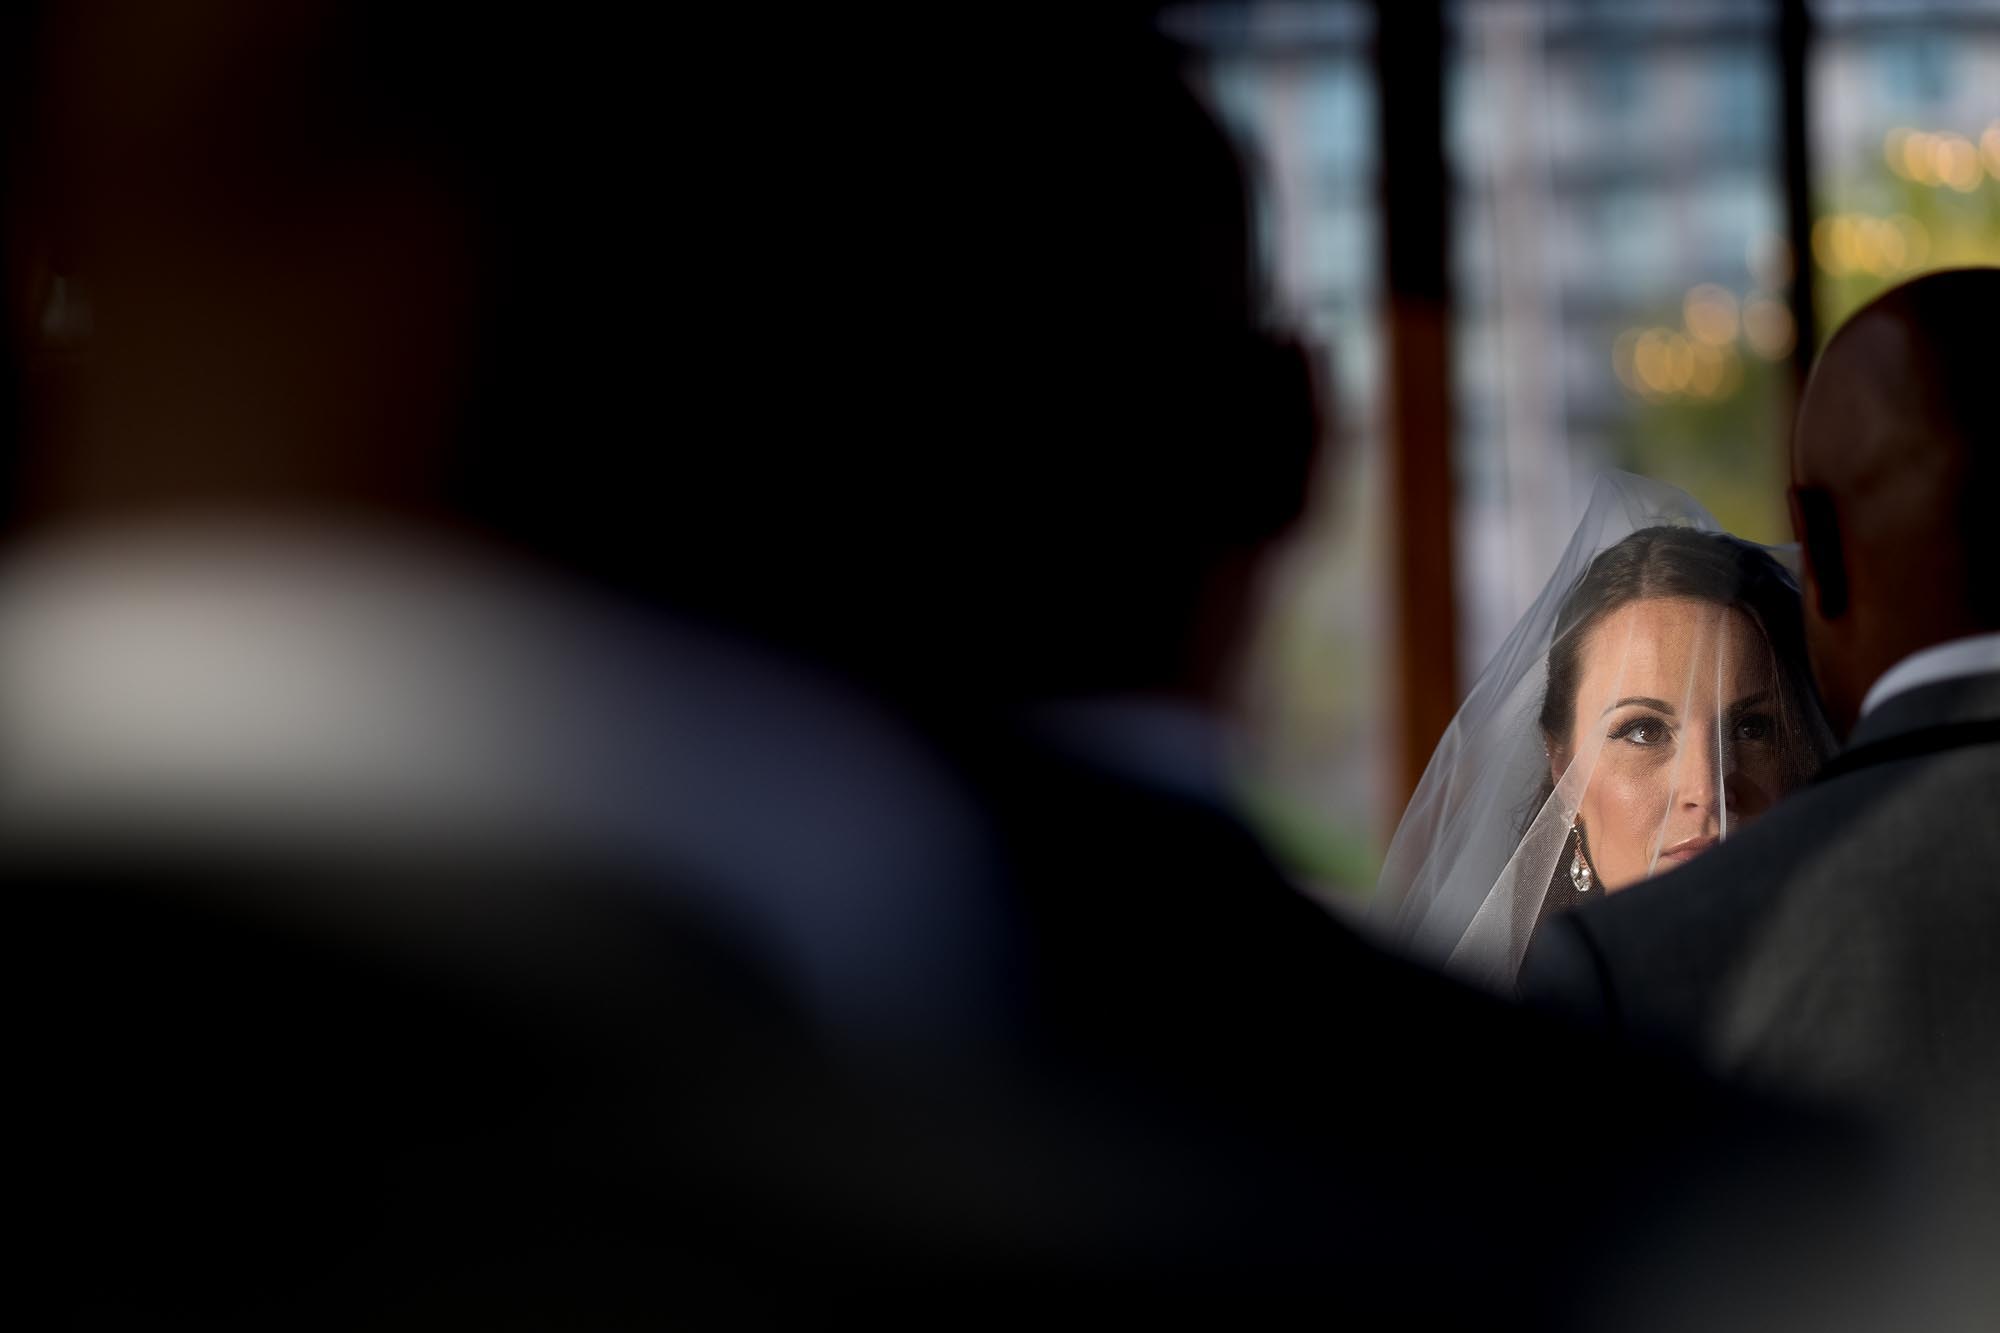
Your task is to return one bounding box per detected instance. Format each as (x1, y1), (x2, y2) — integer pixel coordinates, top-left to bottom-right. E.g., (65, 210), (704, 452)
(1789, 266), (2000, 735)
(865, 33), (1322, 705)
(5, 10), (1317, 710)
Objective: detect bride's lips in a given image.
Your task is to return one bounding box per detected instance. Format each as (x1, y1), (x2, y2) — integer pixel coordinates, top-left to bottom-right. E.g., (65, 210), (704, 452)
(1657, 835), (1719, 864)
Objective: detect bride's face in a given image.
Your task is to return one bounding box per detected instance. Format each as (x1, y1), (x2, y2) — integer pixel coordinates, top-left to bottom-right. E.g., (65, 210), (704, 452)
(1555, 596), (1783, 893)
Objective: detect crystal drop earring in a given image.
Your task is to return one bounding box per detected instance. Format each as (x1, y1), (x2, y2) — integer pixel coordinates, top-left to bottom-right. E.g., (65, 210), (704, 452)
(1569, 820), (1593, 893)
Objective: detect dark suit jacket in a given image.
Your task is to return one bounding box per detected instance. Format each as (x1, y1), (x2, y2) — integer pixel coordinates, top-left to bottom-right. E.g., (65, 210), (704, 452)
(0, 536), (1919, 1330)
(10, 720), (1916, 1328)
(1520, 669), (2000, 1196)
(941, 724), (1923, 1327)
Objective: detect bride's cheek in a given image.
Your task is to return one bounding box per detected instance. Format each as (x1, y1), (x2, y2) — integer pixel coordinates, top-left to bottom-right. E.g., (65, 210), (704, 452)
(1590, 770), (1661, 886)
(1599, 741), (1673, 780)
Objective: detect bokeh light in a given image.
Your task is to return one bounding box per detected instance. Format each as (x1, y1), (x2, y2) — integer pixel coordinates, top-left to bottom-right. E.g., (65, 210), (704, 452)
(1741, 295), (1795, 361)
(1615, 319), (1750, 404)
(1884, 126), (1992, 191)
(1811, 212), (1937, 279)
(1939, 135), (1984, 192)
(1683, 284), (1740, 346)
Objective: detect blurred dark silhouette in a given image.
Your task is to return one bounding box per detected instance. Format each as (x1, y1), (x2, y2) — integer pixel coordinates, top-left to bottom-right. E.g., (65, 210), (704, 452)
(0, 4), (1940, 1325)
(1522, 267), (2000, 1222)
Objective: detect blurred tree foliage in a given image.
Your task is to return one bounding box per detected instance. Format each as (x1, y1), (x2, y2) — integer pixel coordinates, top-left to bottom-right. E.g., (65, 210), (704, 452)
(1612, 353), (1794, 547)
(1611, 144), (1999, 548)
(1814, 154), (2000, 340)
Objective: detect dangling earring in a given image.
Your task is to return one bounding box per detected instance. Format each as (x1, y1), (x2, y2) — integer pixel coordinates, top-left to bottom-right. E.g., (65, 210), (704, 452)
(1569, 820), (1594, 894)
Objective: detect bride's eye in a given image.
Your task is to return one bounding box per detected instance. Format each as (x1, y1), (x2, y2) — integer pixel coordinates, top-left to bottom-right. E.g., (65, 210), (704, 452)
(1733, 713), (1774, 743)
(1611, 716), (1670, 745)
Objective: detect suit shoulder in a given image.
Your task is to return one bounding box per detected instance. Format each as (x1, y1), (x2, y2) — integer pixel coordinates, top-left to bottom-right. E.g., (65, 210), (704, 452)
(1517, 909), (1614, 1030)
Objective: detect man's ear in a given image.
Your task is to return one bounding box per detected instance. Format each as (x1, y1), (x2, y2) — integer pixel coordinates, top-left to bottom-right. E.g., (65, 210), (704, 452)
(1789, 486), (1849, 619)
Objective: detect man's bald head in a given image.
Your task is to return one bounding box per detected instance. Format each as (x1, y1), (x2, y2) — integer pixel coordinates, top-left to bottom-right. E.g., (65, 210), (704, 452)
(1790, 266), (2000, 735)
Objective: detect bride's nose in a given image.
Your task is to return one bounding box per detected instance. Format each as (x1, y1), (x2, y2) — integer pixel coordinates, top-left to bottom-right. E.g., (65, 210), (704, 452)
(1676, 728), (1733, 813)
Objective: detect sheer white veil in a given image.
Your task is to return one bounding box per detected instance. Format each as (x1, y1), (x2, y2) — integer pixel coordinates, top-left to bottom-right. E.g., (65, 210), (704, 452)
(1369, 472), (1818, 994)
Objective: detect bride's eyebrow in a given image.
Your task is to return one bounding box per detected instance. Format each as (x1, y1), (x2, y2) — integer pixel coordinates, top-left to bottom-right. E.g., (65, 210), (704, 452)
(1602, 696), (1674, 717)
(1726, 691), (1772, 713)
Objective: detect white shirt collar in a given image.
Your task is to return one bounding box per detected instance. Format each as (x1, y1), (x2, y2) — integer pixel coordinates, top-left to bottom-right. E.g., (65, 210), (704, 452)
(0, 521), (1012, 1046)
(1858, 631), (2000, 719)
